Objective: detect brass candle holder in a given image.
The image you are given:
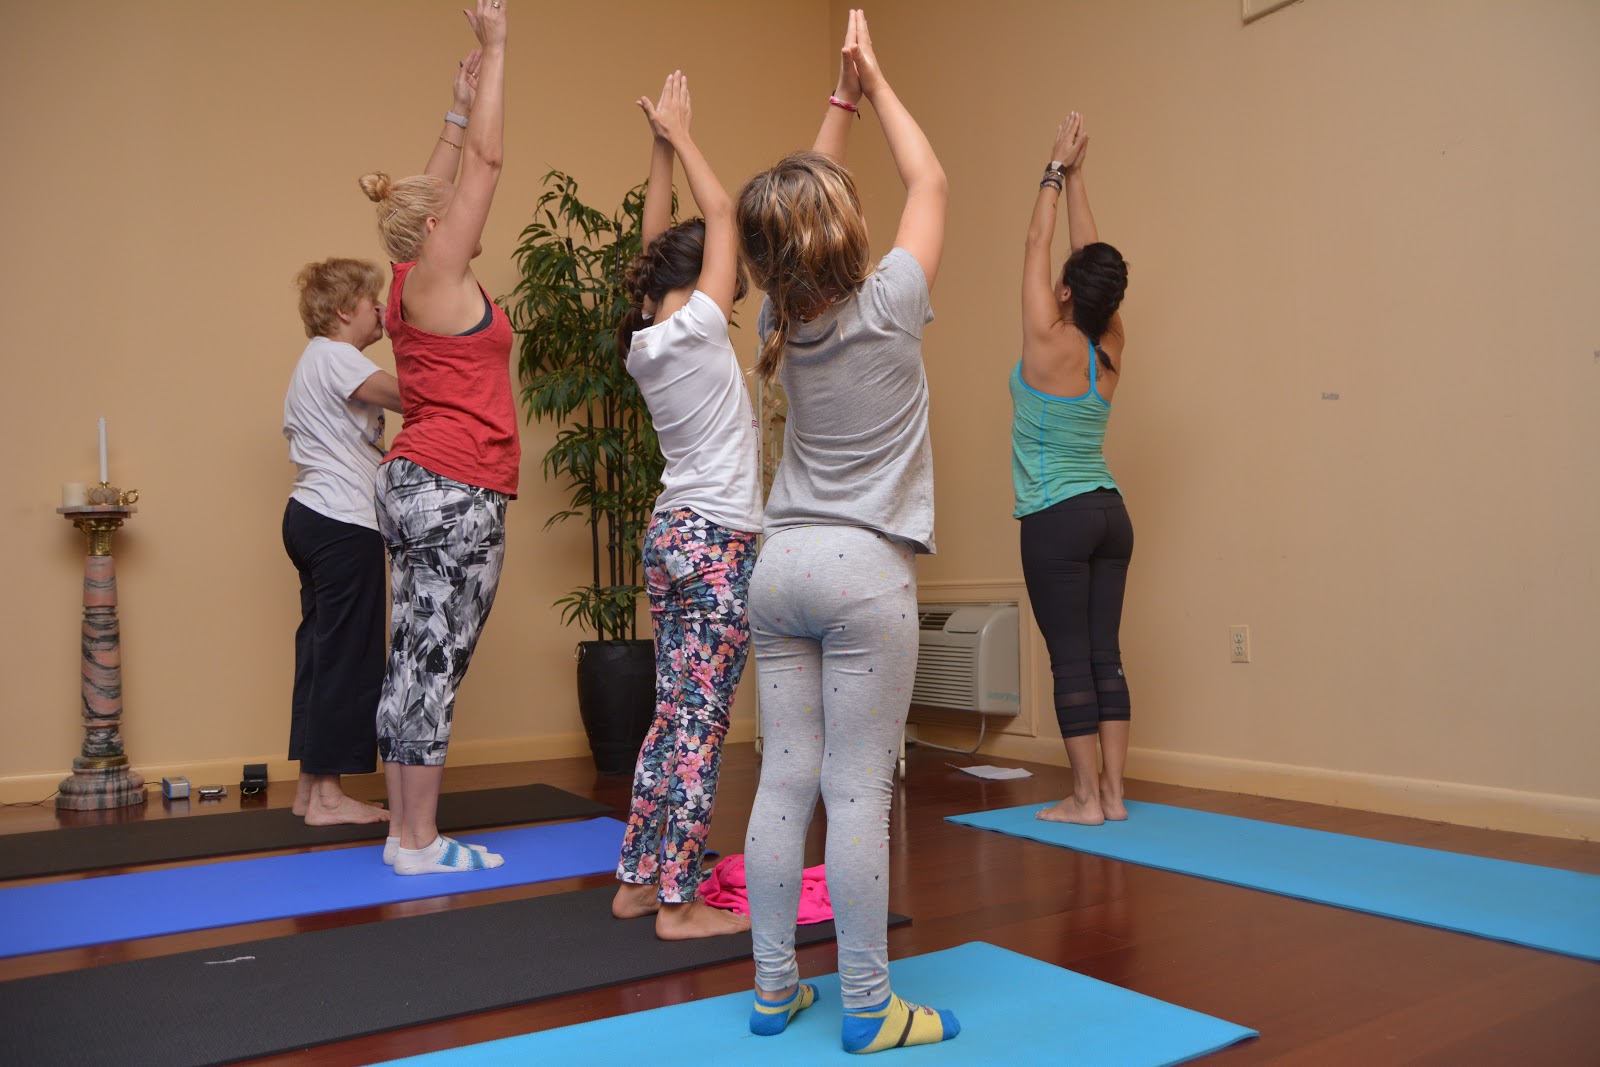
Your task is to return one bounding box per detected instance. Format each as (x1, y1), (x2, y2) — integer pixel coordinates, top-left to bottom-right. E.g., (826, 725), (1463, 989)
(56, 487), (145, 810)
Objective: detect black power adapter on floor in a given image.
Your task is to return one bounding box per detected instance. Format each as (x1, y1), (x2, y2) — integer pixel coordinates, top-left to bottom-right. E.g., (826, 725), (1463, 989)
(240, 763), (269, 803)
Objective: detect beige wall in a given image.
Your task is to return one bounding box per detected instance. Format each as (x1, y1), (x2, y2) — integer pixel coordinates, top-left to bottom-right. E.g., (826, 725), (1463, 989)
(4, 2), (1596, 837)
(839, 0), (1600, 836)
(0, 0), (830, 795)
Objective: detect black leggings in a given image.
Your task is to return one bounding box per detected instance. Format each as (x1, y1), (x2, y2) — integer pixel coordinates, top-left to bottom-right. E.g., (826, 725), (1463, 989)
(282, 499), (386, 775)
(1019, 489), (1133, 739)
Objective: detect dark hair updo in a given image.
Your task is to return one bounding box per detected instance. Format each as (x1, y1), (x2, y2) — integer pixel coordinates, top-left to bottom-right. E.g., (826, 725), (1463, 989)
(616, 219), (750, 359)
(1061, 241), (1129, 373)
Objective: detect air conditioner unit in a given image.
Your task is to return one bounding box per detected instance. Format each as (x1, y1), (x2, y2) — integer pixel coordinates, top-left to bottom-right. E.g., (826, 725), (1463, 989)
(911, 603), (1021, 716)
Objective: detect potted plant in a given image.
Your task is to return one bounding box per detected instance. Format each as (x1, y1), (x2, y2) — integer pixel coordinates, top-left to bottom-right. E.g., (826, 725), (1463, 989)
(508, 171), (666, 775)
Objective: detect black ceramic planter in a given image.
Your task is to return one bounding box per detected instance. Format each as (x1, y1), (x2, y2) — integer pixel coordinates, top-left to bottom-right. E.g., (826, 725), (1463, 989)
(576, 639), (655, 776)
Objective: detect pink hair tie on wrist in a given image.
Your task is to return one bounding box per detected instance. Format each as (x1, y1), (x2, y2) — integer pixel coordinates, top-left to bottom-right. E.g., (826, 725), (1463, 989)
(828, 95), (862, 119)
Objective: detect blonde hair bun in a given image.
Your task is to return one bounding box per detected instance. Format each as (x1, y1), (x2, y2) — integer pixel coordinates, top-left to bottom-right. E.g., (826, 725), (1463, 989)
(358, 172), (393, 203)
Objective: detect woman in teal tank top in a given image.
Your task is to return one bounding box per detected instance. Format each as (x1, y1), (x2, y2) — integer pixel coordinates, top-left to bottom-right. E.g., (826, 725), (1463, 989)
(1014, 112), (1134, 826)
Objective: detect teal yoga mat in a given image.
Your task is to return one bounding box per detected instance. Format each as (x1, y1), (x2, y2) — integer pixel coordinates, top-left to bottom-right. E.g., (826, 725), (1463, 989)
(378, 940), (1257, 1066)
(948, 800), (1600, 961)
(0, 817), (625, 959)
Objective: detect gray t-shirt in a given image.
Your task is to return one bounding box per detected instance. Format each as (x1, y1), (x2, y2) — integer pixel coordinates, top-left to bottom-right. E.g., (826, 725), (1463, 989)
(758, 248), (936, 553)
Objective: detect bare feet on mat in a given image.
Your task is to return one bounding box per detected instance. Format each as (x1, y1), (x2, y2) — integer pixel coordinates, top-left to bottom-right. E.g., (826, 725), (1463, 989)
(1100, 785), (1128, 821)
(1037, 795), (1105, 825)
(613, 882), (663, 919)
(304, 793), (390, 826)
(655, 899), (751, 940)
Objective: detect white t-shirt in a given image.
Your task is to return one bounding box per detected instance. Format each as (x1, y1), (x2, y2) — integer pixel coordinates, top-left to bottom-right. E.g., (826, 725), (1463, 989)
(626, 290), (762, 533)
(283, 336), (386, 530)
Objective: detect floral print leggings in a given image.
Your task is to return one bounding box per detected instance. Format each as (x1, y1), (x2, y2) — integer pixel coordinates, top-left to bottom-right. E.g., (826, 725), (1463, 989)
(616, 508), (758, 903)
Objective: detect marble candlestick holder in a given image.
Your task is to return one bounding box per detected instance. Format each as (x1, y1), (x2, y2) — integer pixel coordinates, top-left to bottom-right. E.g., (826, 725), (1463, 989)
(55, 499), (145, 809)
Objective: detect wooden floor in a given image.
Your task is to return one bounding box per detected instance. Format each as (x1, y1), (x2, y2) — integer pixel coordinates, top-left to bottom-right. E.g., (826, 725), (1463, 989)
(4, 744), (1598, 1065)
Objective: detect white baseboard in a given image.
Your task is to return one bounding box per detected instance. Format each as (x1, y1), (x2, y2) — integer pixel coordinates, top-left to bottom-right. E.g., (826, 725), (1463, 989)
(908, 723), (1599, 841)
(1126, 746), (1600, 841)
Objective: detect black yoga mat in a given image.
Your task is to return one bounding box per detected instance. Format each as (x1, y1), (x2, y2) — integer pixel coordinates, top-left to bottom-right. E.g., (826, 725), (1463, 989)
(0, 784), (610, 881)
(0, 885), (912, 1066)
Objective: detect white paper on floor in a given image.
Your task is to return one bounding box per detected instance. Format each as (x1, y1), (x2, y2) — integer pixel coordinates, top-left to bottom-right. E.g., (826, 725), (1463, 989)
(949, 764), (1033, 780)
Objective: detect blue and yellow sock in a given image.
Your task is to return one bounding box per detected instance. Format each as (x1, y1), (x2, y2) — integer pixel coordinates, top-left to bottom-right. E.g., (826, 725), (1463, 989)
(750, 983), (818, 1036)
(841, 993), (960, 1054)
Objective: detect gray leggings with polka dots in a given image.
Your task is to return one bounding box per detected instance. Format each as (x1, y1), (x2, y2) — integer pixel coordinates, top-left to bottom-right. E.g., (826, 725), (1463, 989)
(745, 525), (918, 1009)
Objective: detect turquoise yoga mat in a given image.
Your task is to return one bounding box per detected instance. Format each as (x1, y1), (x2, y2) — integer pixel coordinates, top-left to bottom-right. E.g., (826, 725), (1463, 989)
(379, 940), (1257, 1066)
(0, 817), (626, 959)
(947, 801), (1600, 961)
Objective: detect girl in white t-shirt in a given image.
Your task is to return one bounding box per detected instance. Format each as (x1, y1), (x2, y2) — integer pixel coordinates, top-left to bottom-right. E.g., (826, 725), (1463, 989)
(282, 258), (403, 827)
(610, 71), (762, 941)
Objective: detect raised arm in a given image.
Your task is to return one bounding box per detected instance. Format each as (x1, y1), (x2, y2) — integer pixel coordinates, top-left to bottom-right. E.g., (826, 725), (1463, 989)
(422, 49), (481, 183)
(639, 72), (738, 319)
(848, 11), (948, 289)
(638, 72), (675, 250)
(1022, 114), (1085, 344)
(812, 11), (864, 161)
(413, 0), (505, 293)
(1061, 115), (1098, 252)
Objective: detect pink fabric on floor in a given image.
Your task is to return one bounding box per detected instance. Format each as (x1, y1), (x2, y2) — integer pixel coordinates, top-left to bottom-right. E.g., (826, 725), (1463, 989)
(699, 854), (833, 924)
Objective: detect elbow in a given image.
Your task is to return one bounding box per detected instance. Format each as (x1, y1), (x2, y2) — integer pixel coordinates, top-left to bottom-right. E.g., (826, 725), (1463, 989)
(701, 192), (734, 224)
(468, 143), (504, 172)
(915, 166), (949, 201)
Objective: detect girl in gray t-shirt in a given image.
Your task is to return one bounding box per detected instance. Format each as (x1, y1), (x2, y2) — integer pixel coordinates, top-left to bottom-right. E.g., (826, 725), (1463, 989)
(735, 10), (960, 1055)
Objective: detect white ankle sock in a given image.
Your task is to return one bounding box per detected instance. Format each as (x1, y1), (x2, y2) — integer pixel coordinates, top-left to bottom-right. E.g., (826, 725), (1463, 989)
(384, 835), (493, 866)
(392, 835), (504, 875)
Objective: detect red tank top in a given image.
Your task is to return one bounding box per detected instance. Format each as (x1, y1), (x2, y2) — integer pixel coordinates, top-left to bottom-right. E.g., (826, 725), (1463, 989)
(383, 261), (520, 496)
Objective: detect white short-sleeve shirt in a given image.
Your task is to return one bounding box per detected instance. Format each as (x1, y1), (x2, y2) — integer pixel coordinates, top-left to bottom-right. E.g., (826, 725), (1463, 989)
(626, 291), (762, 533)
(283, 337), (386, 530)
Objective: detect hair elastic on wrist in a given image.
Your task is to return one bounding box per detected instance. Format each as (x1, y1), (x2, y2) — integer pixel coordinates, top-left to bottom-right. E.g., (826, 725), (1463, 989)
(829, 95), (862, 119)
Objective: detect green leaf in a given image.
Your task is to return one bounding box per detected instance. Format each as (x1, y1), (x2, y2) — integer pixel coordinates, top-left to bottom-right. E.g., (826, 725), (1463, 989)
(504, 171), (662, 640)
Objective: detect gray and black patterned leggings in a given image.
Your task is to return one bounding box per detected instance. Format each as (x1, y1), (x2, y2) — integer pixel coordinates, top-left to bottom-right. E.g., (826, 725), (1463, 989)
(375, 457), (507, 767)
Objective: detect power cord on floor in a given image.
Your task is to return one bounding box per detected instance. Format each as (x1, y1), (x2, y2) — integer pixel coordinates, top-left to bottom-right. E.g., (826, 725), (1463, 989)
(3, 790), (60, 807)
(904, 715), (987, 757)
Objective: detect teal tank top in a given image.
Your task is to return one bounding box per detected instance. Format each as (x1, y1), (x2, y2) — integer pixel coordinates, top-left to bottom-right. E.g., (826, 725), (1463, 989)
(1010, 342), (1118, 518)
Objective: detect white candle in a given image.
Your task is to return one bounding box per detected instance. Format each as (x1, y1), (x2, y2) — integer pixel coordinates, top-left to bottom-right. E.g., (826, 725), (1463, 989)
(98, 417), (108, 484)
(63, 482), (88, 507)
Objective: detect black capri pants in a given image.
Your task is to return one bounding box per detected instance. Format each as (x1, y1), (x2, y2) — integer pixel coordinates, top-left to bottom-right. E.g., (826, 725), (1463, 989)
(282, 498), (386, 775)
(1019, 488), (1134, 739)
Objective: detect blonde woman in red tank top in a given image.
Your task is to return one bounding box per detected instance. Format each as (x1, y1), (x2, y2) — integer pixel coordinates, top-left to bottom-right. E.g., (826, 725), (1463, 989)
(357, 0), (518, 876)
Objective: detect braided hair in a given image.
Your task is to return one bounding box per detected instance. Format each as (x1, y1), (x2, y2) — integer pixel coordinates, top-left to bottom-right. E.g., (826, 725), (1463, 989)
(1061, 242), (1129, 374)
(616, 219), (749, 359)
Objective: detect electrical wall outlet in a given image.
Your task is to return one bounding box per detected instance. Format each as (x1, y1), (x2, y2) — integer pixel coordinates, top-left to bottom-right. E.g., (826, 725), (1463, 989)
(1229, 625), (1251, 663)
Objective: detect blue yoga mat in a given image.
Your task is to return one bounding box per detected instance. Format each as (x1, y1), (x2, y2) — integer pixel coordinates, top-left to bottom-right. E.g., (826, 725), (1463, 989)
(0, 817), (625, 959)
(378, 940), (1256, 1066)
(948, 801), (1600, 961)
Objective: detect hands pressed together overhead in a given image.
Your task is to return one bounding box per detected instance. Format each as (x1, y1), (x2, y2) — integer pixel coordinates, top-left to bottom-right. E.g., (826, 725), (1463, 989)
(638, 70), (693, 147)
(1051, 111), (1089, 171)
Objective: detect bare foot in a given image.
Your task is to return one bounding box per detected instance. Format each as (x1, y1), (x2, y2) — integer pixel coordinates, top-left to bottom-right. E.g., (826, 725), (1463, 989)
(656, 899), (751, 940)
(292, 776), (313, 817)
(613, 882), (662, 919)
(304, 793), (390, 826)
(1100, 787), (1128, 821)
(1037, 795), (1105, 826)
